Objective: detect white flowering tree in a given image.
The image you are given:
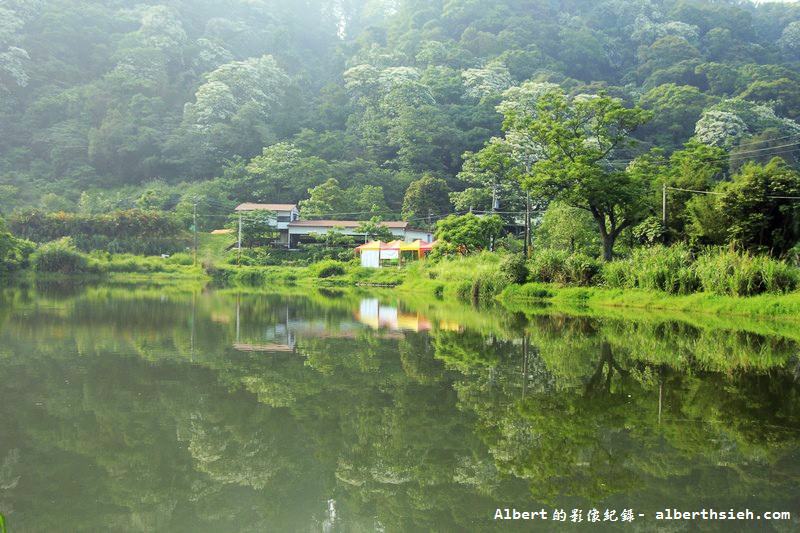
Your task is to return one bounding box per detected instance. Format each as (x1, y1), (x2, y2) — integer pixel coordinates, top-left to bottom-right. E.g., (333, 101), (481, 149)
(778, 20), (800, 61)
(462, 62), (513, 101)
(695, 99), (800, 149)
(0, 0), (39, 97)
(184, 55), (289, 130)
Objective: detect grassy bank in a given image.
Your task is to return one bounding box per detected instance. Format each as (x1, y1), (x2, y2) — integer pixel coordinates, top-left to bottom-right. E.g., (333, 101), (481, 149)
(20, 237), (800, 322)
(202, 251), (800, 320)
(500, 283), (800, 320)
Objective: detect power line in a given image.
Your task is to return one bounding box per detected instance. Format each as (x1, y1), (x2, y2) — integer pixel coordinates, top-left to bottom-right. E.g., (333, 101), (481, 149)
(666, 186), (800, 200)
(605, 138), (800, 169)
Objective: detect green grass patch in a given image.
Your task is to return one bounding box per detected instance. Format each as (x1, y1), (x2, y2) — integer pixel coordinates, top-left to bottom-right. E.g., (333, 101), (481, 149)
(499, 282), (800, 320)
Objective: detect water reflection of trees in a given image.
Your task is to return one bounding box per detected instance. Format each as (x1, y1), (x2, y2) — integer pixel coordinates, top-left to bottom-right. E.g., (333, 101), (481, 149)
(437, 314), (800, 513)
(0, 288), (799, 531)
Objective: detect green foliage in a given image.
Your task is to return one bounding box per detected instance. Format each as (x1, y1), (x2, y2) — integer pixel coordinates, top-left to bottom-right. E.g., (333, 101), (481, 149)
(452, 138), (523, 219)
(354, 217), (395, 242)
(602, 244), (699, 294)
(3, 0), (800, 270)
(401, 175), (451, 224)
(227, 210), (277, 248)
(694, 248), (798, 296)
(632, 216), (667, 246)
(0, 217), (33, 275)
(527, 249), (602, 286)
(564, 253), (603, 286)
(528, 249), (569, 284)
(32, 237), (90, 274)
(504, 88), (652, 261)
(534, 201), (598, 254)
(90, 252), (201, 275)
(687, 158), (800, 256)
(653, 140), (727, 240)
(7, 209), (184, 255)
(720, 159), (800, 257)
(310, 259), (346, 278)
(499, 253), (528, 284)
(637, 83), (715, 150)
(299, 178), (350, 219)
(602, 244), (798, 296)
(434, 213), (503, 254)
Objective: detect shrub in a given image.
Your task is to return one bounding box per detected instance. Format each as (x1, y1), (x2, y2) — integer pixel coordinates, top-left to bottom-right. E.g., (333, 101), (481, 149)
(470, 270), (509, 302)
(527, 249), (600, 285)
(32, 237), (90, 274)
(7, 209), (184, 254)
(564, 253), (602, 286)
(233, 268), (268, 286)
(499, 253), (529, 284)
(311, 259), (346, 278)
(528, 249), (569, 284)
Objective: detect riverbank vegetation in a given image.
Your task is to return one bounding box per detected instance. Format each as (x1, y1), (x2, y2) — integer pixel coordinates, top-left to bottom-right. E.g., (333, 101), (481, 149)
(2, 0), (800, 320)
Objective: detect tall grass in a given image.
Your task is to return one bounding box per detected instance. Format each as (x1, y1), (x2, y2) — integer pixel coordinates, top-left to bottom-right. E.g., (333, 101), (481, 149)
(602, 245), (798, 296)
(602, 244), (698, 294)
(527, 250), (601, 286)
(406, 252), (510, 301)
(694, 249), (798, 296)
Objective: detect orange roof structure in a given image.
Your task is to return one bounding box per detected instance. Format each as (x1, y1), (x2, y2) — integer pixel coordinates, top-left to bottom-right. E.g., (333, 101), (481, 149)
(354, 240), (386, 252)
(383, 239), (405, 250)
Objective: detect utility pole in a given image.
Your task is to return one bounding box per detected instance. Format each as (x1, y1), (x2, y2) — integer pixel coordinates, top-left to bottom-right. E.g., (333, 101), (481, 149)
(237, 213), (242, 266)
(193, 202), (198, 267)
(525, 192), (532, 258)
(662, 184), (668, 244)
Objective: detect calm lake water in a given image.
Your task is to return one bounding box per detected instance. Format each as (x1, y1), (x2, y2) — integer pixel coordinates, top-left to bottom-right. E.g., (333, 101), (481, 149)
(0, 282), (799, 532)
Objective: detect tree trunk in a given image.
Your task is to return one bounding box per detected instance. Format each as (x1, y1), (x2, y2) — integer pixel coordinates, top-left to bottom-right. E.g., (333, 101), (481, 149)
(601, 235), (614, 262)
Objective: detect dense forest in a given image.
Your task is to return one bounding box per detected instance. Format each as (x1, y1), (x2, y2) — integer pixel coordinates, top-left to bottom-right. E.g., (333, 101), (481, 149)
(1, 0), (800, 255)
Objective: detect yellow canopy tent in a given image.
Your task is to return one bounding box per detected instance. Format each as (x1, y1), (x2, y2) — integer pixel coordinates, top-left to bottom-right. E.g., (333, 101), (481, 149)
(382, 239), (405, 264)
(354, 240), (384, 254)
(354, 240), (385, 268)
(400, 239), (438, 260)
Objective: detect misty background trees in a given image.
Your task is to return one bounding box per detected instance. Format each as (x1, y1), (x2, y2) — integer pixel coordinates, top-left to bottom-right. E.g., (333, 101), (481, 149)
(1, 0), (800, 258)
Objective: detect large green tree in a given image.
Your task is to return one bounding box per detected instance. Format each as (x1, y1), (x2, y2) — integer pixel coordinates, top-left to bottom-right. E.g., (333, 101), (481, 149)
(434, 213), (503, 254)
(504, 89), (652, 261)
(720, 158), (800, 256)
(401, 175), (451, 225)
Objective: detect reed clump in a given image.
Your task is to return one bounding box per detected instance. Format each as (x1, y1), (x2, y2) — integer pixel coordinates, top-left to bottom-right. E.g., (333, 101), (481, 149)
(602, 245), (798, 296)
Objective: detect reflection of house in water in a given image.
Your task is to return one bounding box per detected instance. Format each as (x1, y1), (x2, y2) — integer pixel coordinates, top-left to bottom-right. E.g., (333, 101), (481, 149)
(233, 301), (297, 353)
(231, 297), (460, 354)
(354, 299), (432, 332)
(231, 299), (401, 354)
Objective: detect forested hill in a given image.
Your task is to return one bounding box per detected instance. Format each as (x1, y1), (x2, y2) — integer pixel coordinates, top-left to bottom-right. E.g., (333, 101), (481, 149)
(2, 0), (800, 218)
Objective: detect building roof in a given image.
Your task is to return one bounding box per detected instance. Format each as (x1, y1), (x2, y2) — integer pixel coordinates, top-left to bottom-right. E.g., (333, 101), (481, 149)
(210, 228), (234, 235)
(289, 220), (409, 229)
(235, 203), (298, 212)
